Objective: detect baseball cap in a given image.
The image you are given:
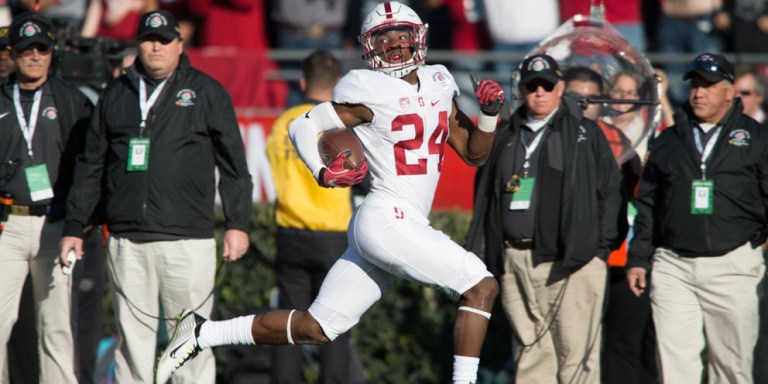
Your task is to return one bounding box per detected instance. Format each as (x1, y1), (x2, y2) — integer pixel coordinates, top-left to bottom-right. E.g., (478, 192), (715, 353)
(0, 26), (9, 47)
(10, 13), (55, 52)
(136, 10), (181, 41)
(519, 54), (561, 85)
(683, 53), (735, 83)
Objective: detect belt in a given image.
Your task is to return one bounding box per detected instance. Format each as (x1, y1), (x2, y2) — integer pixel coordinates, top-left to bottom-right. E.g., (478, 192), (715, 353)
(505, 238), (534, 250)
(10, 204), (47, 217)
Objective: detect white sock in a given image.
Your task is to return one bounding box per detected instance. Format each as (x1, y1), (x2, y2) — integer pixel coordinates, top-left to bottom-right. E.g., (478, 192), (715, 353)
(196, 315), (255, 349)
(453, 355), (480, 384)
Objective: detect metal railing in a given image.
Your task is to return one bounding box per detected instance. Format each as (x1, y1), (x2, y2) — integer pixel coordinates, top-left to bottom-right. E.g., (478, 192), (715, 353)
(263, 49), (768, 82)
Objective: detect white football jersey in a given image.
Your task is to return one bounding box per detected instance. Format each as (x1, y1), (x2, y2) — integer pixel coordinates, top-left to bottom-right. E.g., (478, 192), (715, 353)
(334, 65), (459, 216)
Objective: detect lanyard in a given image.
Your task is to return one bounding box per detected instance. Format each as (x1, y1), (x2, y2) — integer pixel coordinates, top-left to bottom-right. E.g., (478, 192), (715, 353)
(13, 82), (43, 160)
(692, 126), (722, 179)
(139, 76), (168, 129)
(520, 127), (547, 173)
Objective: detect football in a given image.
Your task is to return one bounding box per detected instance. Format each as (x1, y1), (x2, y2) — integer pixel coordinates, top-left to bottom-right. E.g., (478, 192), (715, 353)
(318, 128), (365, 170)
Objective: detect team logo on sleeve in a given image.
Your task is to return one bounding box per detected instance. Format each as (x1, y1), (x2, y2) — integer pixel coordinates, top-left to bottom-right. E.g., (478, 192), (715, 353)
(42, 107), (57, 120)
(433, 72), (451, 89)
(399, 97), (410, 111)
(728, 129), (750, 146)
(175, 89), (196, 107)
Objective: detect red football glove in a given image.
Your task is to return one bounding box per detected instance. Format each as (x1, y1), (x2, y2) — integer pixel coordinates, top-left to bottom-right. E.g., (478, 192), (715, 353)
(474, 79), (505, 116)
(318, 152), (368, 188)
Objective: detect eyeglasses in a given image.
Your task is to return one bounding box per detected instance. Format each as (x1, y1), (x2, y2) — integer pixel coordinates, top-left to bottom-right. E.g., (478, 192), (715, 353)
(524, 80), (556, 93)
(738, 90), (754, 96)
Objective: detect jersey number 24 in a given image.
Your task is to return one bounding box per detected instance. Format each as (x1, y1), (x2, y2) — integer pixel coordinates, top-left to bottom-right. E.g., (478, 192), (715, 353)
(392, 111), (448, 176)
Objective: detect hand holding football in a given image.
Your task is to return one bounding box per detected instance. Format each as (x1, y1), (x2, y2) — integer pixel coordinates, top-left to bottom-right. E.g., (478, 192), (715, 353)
(318, 129), (365, 170)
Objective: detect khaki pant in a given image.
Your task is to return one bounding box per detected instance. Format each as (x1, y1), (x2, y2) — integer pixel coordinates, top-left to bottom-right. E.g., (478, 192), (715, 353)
(0, 215), (75, 384)
(500, 248), (607, 384)
(651, 242), (766, 384)
(108, 236), (216, 384)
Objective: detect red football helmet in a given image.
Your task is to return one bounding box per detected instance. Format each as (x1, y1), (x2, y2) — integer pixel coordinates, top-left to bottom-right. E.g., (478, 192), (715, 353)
(359, 1), (428, 78)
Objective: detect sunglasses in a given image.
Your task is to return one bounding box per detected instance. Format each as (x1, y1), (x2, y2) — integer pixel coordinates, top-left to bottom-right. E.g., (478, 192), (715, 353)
(18, 45), (52, 57)
(524, 80), (556, 93)
(689, 60), (734, 82)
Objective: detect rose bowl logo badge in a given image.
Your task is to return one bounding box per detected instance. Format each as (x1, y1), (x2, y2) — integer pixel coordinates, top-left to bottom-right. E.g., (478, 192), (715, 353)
(433, 71), (451, 89)
(728, 129), (750, 146)
(42, 107), (57, 120)
(21, 22), (42, 37)
(530, 58), (549, 72)
(147, 13), (167, 28)
(175, 89), (196, 107)
(399, 97), (410, 111)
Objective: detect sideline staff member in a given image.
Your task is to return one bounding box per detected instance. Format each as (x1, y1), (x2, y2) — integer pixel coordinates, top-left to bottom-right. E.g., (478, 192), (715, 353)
(59, 10), (252, 384)
(627, 53), (768, 384)
(467, 54), (622, 384)
(0, 13), (93, 384)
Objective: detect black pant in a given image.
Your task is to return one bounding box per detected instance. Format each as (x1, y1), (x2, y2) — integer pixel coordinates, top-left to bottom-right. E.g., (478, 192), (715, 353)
(270, 227), (366, 384)
(602, 267), (657, 384)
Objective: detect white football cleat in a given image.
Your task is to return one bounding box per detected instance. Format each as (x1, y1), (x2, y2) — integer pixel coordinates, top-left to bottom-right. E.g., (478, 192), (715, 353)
(154, 308), (206, 384)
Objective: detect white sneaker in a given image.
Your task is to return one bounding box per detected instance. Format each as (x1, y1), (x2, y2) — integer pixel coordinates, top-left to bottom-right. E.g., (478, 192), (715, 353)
(154, 308), (206, 384)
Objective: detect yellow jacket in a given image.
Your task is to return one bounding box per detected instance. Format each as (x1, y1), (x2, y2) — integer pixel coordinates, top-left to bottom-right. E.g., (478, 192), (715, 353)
(266, 103), (352, 231)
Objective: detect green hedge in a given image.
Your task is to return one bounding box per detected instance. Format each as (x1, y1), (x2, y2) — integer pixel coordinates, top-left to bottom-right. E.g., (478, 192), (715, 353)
(102, 203), (512, 383)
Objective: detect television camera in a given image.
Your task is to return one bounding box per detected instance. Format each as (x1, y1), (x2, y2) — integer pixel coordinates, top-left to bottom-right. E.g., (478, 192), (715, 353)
(54, 34), (135, 91)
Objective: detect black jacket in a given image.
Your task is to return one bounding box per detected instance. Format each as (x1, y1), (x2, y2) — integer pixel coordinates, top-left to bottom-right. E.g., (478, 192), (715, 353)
(0, 75), (93, 222)
(65, 54), (252, 238)
(466, 96), (623, 276)
(627, 99), (768, 269)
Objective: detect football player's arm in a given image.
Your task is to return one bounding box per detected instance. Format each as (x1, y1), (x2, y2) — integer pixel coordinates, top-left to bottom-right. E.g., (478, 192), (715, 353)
(447, 77), (505, 166)
(288, 101), (372, 180)
(447, 99), (496, 166)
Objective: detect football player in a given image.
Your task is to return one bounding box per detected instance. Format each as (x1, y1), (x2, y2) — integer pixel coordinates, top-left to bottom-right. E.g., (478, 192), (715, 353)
(154, 2), (505, 383)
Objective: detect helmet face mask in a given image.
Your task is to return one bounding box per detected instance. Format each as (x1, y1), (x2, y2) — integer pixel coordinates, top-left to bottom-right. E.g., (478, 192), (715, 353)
(359, 2), (428, 78)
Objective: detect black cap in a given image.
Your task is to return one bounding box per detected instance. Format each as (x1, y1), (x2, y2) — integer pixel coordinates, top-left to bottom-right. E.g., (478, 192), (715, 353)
(519, 54), (561, 85)
(136, 10), (180, 41)
(10, 14), (55, 52)
(0, 26), (9, 47)
(683, 53), (735, 83)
